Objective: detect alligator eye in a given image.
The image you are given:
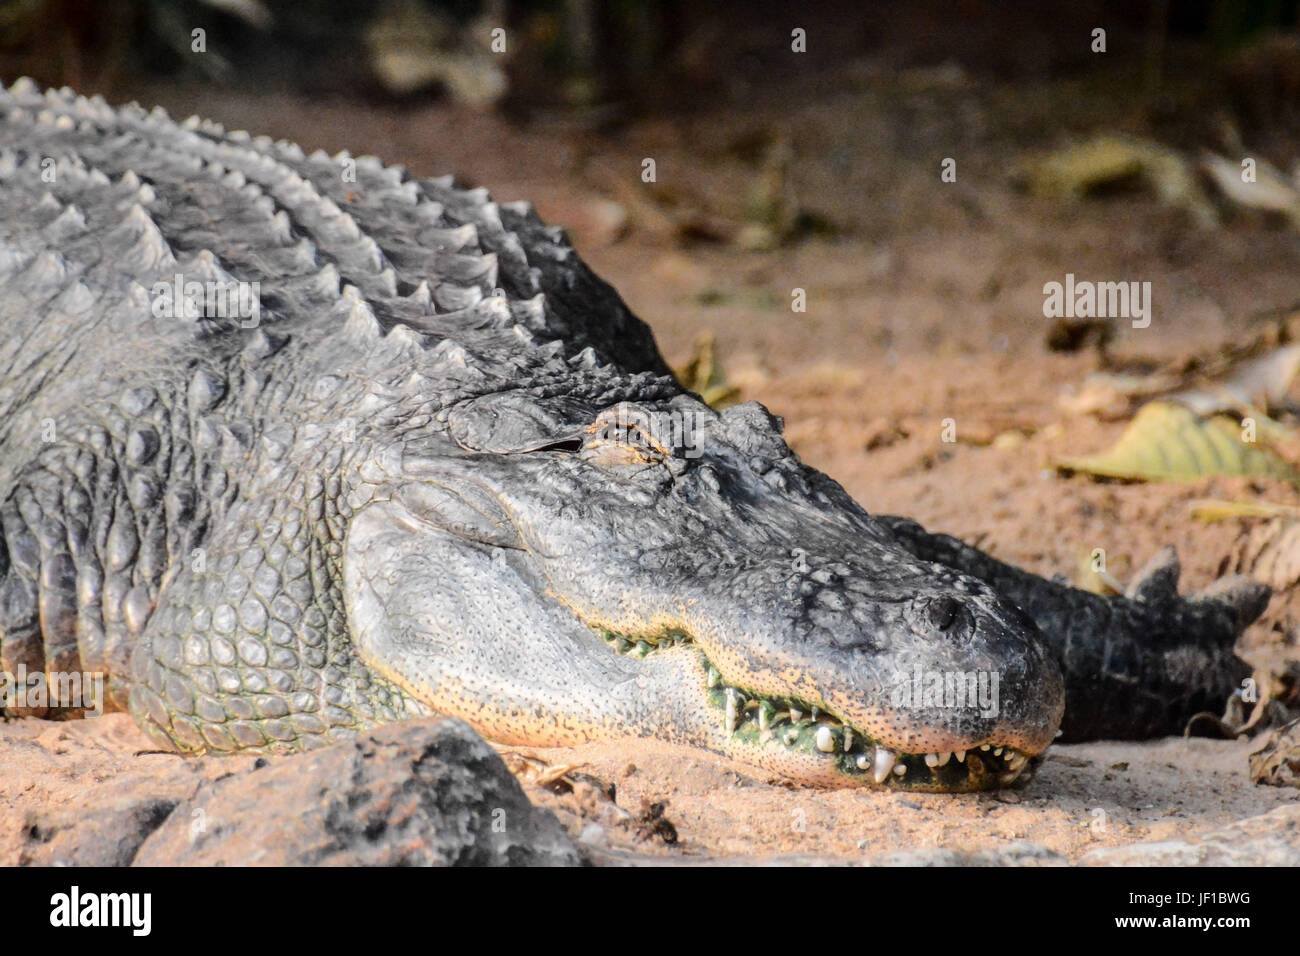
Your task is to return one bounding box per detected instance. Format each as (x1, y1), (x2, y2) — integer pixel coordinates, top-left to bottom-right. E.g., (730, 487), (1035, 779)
(531, 438), (583, 453)
(926, 596), (960, 630)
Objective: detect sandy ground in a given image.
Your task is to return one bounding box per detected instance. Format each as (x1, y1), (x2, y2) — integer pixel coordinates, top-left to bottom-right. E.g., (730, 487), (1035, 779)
(5, 50), (1300, 863)
(509, 735), (1292, 862)
(0, 712), (1291, 865)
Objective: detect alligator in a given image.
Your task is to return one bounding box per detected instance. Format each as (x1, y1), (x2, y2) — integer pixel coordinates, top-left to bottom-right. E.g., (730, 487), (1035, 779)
(0, 80), (1271, 791)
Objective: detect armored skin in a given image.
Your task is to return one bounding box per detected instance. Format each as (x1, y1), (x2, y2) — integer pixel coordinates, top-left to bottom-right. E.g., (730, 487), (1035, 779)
(0, 80), (1267, 789)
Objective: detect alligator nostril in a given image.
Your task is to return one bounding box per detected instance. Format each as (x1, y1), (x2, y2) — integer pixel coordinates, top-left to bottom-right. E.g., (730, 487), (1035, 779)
(927, 596), (960, 631)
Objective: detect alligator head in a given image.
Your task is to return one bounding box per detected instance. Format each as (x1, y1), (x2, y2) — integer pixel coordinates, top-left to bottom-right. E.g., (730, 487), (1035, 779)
(343, 390), (1064, 791)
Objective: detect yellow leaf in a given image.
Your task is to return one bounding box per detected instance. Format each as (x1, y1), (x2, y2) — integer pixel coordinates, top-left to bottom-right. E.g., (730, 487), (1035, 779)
(1056, 401), (1300, 485)
(1190, 499), (1300, 522)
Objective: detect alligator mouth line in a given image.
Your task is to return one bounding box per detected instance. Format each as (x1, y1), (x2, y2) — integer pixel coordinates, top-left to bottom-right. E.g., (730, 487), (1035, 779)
(598, 628), (1041, 789)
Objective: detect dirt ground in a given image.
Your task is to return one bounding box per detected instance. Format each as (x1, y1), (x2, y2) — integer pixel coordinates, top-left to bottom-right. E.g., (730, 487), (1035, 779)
(0, 712), (1293, 865)
(509, 736), (1295, 863)
(6, 42), (1300, 863)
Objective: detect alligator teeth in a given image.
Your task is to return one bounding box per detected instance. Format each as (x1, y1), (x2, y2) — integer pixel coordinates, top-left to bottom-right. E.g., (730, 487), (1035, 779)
(872, 748), (896, 784)
(694, 646), (1024, 786)
(632, 641), (652, 659)
(616, 638), (631, 654)
(815, 725), (836, 753)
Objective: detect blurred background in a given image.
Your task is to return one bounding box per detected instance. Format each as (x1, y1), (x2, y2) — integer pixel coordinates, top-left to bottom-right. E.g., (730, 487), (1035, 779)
(4, 1), (1300, 358)
(8, 1), (1300, 692)
(6, 2), (1300, 338)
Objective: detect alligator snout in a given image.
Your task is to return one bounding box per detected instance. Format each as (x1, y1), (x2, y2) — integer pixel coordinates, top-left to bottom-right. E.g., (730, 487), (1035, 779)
(889, 588), (1065, 756)
(567, 542), (1067, 790)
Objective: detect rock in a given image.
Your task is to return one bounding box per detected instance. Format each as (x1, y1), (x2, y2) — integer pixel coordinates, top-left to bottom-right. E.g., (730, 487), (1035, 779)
(23, 794), (181, 867)
(1080, 804), (1300, 866)
(132, 718), (581, 866)
(864, 841), (1066, 867)
(11, 723), (216, 867)
(582, 841), (1066, 866)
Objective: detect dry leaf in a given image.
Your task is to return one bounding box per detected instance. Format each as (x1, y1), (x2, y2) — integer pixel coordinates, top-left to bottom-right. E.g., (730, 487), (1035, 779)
(1250, 718), (1300, 788)
(1227, 517), (1300, 592)
(1056, 401), (1300, 485)
(1020, 134), (1217, 227)
(1171, 344), (1300, 419)
(1190, 499), (1300, 522)
(1202, 152), (1300, 225)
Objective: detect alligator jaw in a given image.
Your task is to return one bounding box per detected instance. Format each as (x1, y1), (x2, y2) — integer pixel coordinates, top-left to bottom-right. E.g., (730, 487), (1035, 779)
(345, 497), (1049, 793)
(595, 628), (1045, 792)
(344, 395), (1065, 792)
